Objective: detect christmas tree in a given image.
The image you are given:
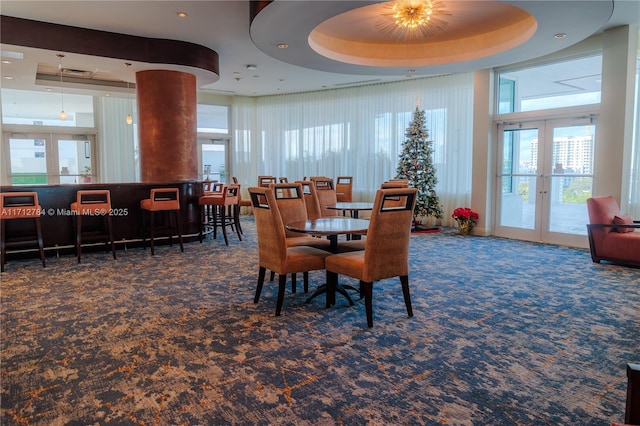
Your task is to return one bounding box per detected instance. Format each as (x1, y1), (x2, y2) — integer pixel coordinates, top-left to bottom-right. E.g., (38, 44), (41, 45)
(396, 104), (443, 225)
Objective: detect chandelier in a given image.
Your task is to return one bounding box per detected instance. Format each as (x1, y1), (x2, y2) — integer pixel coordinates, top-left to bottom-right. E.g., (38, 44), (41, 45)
(378, 0), (449, 40)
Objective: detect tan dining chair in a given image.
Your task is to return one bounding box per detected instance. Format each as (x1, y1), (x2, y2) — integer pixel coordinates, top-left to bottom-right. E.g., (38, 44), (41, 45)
(336, 176), (353, 202)
(324, 187), (417, 327)
(248, 186), (331, 316)
(296, 180), (323, 221)
(311, 177), (339, 217)
(271, 182), (332, 293)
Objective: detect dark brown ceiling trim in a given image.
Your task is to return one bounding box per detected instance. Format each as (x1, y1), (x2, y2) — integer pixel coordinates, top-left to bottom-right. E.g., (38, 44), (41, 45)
(0, 15), (219, 78)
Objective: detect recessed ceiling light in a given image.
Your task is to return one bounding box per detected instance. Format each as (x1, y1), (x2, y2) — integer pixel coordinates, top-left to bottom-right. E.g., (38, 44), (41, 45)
(277, 44), (288, 49)
(554, 33), (566, 39)
(3, 75), (14, 80)
(245, 64), (257, 70)
(177, 12), (188, 18)
(2, 60), (12, 64)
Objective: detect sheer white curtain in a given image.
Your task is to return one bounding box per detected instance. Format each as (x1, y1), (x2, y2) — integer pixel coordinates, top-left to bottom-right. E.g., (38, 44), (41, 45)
(98, 96), (138, 183)
(626, 50), (640, 218)
(232, 73), (474, 225)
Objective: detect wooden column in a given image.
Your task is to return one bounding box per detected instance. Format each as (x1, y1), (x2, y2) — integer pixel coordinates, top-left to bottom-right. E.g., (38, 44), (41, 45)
(136, 70), (197, 182)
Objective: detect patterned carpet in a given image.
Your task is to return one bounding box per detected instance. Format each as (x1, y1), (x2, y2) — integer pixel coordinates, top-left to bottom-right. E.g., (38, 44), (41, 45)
(1, 218), (639, 425)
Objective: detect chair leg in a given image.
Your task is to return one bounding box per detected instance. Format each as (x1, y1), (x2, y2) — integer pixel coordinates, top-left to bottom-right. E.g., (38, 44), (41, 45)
(270, 270), (275, 281)
(326, 271), (338, 308)
(254, 266), (266, 303)
(35, 217), (45, 268)
(303, 272), (309, 293)
(291, 273), (297, 294)
(360, 280), (374, 327)
(400, 275), (413, 318)
(149, 211), (156, 255)
(199, 205), (204, 243)
(175, 210), (184, 252)
(235, 205), (243, 235)
(232, 205), (242, 241)
(107, 214), (116, 259)
(220, 206), (229, 245)
(276, 274), (287, 316)
(76, 214), (82, 263)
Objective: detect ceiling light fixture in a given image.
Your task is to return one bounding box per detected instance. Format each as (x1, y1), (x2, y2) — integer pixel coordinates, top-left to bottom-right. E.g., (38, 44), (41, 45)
(554, 33), (567, 39)
(245, 64), (257, 70)
(378, 0), (449, 40)
(177, 12), (188, 18)
(277, 43), (288, 49)
(124, 63), (133, 125)
(57, 54), (66, 121)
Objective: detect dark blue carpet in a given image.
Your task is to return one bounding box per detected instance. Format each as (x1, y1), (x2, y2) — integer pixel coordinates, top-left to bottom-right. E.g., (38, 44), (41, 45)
(1, 218), (638, 425)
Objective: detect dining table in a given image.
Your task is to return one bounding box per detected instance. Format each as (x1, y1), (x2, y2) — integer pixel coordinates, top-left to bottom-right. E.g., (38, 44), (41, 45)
(325, 202), (373, 240)
(286, 216), (370, 306)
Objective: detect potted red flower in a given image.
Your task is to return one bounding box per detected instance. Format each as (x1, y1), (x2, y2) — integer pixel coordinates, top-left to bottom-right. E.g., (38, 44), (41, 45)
(452, 207), (479, 235)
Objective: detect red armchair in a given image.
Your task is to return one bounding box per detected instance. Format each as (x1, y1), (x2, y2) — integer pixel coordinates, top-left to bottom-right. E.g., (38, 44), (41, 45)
(586, 196), (640, 267)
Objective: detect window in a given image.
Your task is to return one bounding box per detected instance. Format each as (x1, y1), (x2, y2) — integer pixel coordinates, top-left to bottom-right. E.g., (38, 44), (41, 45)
(197, 104), (229, 133)
(497, 55), (602, 114)
(1, 88), (95, 127)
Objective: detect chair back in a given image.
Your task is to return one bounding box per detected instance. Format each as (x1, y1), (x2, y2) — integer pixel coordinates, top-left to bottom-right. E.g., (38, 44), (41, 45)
(312, 177), (338, 217)
(223, 184), (240, 206)
(249, 186), (287, 271)
(279, 177), (289, 183)
(0, 192), (42, 219)
(258, 176), (277, 187)
(587, 195), (620, 246)
(143, 188), (180, 211)
(272, 182), (308, 238)
(71, 190), (112, 215)
(296, 180), (323, 220)
(381, 179), (409, 188)
(336, 176), (353, 202)
(362, 187), (417, 282)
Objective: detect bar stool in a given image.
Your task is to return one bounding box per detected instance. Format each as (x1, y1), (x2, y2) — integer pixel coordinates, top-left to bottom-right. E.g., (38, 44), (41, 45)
(199, 184), (242, 245)
(70, 190), (116, 263)
(140, 188), (184, 255)
(0, 192), (46, 272)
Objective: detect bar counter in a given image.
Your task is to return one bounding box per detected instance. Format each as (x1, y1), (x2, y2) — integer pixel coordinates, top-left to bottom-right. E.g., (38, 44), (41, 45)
(1, 181), (204, 258)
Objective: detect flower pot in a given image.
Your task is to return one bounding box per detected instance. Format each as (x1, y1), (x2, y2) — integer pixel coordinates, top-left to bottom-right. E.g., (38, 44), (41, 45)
(458, 221), (473, 235)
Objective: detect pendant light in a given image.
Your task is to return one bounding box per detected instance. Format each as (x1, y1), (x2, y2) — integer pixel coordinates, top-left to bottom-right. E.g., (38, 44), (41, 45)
(124, 62), (133, 125)
(57, 54), (66, 121)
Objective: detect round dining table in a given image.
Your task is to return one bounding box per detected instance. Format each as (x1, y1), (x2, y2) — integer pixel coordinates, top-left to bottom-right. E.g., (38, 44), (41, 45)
(286, 217), (370, 306)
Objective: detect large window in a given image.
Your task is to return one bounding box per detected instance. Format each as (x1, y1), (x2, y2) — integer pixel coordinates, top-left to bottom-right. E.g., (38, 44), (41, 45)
(497, 55), (602, 114)
(1, 88), (95, 127)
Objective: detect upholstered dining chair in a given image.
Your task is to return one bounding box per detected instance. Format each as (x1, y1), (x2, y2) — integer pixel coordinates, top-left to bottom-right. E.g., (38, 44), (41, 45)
(271, 182), (332, 293)
(311, 177), (339, 217)
(249, 186), (331, 316)
(586, 195), (640, 266)
(335, 176), (353, 202)
(324, 187), (417, 327)
(70, 189), (117, 263)
(296, 180), (323, 221)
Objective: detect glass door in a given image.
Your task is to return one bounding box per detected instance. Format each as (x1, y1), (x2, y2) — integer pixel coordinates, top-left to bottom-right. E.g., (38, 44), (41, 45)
(495, 118), (595, 247)
(198, 138), (229, 183)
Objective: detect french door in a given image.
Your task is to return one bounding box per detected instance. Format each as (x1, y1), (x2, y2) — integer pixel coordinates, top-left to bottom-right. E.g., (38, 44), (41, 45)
(495, 118), (596, 248)
(2, 132), (96, 185)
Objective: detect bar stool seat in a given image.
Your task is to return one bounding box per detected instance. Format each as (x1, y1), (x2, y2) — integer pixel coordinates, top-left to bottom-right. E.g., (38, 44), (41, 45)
(1, 192), (46, 272)
(140, 188), (184, 255)
(70, 190), (116, 263)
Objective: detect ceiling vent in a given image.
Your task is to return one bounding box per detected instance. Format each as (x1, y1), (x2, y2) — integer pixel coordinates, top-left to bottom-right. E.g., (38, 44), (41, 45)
(61, 68), (94, 78)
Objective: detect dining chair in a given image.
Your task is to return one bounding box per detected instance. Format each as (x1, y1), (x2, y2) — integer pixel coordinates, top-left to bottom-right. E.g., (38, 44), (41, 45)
(311, 177), (339, 217)
(380, 179), (409, 188)
(336, 176), (353, 202)
(296, 180), (323, 221)
(0, 192), (46, 272)
(248, 186), (331, 316)
(271, 182), (332, 293)
(258, 176), (278, 187)
(324, 187), (417, 327)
